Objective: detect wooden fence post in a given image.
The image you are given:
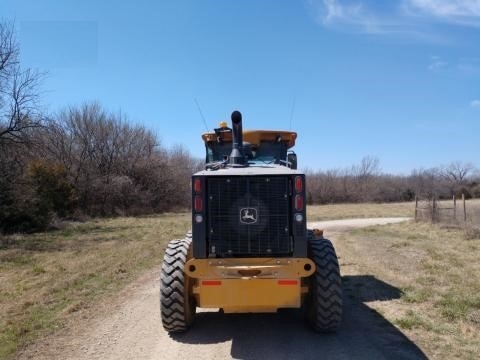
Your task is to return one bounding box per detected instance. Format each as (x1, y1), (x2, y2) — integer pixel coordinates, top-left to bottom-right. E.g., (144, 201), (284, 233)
(463, 193), (467, 223)
(415, 196), (418, 221)
(431, 197), (436, 223)
(453, 195), (456, 221)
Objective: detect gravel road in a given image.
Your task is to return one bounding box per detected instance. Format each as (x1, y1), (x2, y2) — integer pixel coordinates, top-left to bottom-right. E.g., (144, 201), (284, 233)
(19, 217), (426, 360)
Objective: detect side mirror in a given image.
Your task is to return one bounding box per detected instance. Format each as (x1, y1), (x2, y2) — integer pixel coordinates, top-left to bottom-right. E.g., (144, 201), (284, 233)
(287, 153), (297, 169)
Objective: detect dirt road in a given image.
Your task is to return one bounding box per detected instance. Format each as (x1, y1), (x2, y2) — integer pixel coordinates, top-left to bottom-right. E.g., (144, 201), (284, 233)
(19, 217), (426, 360)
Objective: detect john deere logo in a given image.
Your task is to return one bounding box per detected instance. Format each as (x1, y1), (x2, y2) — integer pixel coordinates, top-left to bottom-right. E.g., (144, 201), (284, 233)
(240, 208), (258, 224)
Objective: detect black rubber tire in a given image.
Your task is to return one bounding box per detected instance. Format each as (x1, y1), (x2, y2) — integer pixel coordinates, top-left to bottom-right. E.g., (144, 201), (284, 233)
(305, 238), (342, 332)
(160, 238), (196, 333)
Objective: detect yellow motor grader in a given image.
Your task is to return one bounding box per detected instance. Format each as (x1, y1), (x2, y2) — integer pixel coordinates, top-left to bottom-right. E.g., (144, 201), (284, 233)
(160, 111), (342, 332)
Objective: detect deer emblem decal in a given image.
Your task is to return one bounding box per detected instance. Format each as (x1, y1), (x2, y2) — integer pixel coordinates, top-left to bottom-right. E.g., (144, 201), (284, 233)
(240, 208), (258, 224)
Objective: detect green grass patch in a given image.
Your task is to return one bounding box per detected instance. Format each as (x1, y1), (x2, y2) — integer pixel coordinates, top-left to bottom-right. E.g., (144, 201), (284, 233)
(395, 310), (427, 330)
(437, 294), (480, 322)
(401, 287), (431, 304)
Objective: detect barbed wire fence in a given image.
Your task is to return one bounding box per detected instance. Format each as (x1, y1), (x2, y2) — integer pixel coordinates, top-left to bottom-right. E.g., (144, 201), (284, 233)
(415, 195), (480, 239)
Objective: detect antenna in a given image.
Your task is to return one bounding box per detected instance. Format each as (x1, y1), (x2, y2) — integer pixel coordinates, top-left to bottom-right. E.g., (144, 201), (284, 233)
(289, 96), (296, 130)
(194, 98), (209, 131)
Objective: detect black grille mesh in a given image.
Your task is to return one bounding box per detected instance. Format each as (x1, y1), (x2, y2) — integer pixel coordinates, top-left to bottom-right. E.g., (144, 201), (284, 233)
(207, 176), (291, 257)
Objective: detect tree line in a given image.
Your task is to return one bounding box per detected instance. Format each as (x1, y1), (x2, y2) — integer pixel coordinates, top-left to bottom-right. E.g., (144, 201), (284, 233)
(0, 100), (203, 233)
(305, 156), (479, 204)
(1, 21), (479, 234)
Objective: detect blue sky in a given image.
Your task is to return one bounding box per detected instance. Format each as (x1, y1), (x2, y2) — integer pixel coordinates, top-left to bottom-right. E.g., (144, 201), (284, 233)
(3, 0), (480, 174)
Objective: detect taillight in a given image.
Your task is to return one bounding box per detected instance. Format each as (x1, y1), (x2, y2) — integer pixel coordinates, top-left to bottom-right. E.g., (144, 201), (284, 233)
(278, 279), (298, 285)
(195, 195), (202, 211)
(295, 194), (304, 211)
(194, 178), (201, 193)
(293, 175), (305, 223)
(295, 176), (303, 193)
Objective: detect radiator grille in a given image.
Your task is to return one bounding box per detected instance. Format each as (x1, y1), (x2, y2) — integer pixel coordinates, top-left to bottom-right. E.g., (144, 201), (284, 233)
(207, 176), (291, 257)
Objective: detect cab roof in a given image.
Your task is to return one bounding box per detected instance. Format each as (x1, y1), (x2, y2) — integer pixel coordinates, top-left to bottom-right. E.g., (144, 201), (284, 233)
(202, 129), (297, 149)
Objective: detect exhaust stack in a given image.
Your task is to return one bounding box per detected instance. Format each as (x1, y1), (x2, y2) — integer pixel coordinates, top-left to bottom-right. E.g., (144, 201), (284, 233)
(229, 110), (246, 166)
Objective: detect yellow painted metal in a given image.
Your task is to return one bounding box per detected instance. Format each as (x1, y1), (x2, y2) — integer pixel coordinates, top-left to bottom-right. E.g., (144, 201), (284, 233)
(185, 257), (315, 313)
(194, 278), (300, 313)
(202, 130), (297, 149)
(185, 257), (314, 279)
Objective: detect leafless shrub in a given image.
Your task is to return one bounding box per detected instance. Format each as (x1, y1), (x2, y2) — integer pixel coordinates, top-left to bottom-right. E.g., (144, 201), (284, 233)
(36, 102), (203, 218)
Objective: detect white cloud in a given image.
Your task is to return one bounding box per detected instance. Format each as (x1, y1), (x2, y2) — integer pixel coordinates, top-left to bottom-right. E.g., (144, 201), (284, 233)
(307, 0), (480, 38)
(310, 0), (375, 31)
(320, 0), (363, 24)
(403, 1), (480, 27)
(308, 0), (417, 35)
(406, 0), (480, 19)
(428, 55), (448, 70)
(321, 0), (345, 22)
(471, 99), (480, 108)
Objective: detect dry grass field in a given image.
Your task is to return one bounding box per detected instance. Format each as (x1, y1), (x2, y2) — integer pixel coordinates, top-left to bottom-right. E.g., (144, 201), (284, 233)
(336, 221), (480, 359)
(0, 214), (190, 359)
(1, 202), (479, 359)
(307, 201), (414, 221)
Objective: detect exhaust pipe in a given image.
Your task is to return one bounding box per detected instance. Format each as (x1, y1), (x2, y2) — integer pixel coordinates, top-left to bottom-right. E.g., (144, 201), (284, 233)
(229, 110), (246, 166)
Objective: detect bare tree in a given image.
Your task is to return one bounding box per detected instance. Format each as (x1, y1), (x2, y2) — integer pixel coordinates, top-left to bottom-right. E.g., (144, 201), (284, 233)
(0, 21), (43, 145)
(439, 161), (476, 197)
(352, 156), (381, 179)
(0, 21), (48, 233)
(441, 161), (473, 184)
(0, 21), (19, 78)
(351, 156), (381, 201)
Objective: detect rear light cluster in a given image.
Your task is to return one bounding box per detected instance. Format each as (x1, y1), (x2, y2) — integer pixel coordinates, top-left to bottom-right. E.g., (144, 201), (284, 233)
(294, 175), (304, 222)
(193, 178), (203, 223)
(194, 178), (202, 193)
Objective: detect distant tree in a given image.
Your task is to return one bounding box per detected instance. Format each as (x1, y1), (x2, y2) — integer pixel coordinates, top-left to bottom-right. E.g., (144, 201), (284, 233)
(439, 161), (475, 197)
(442, 161), (473, 183)
(351, 156), (381, 201)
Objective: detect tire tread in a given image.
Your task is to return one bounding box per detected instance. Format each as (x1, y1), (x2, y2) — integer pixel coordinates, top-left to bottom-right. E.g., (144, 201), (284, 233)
(160, 238), (195, 333)
(306, 238), (343, 332)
